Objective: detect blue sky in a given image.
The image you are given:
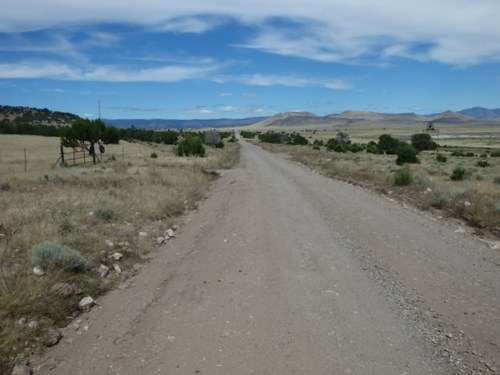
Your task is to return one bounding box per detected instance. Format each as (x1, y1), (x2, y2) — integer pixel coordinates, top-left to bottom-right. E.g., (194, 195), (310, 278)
(1, 0), (499, 119)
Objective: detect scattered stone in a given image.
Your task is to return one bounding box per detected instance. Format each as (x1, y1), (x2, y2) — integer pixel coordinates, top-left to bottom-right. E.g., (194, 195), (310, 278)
(105, 239), (114, 247)
(157, 236), (165, 244)
(33, 266), (44, 276)
(464, 201), (471, 206)
(138, 232), (147, 237)
(27, 320), (38, 329)
(16, 318), (26, 326)
(173, 224), (180, 231)
(49, 282), (82, 297)
(113, 263), (122, 274)
(165, 229), (175, 238)
(111, 252), (123, 261)
(78, 296), (96, 311)
(455, 227), (466, 234)
(11, 364), (32, 375)
(42, 328), (62, 347)
(99, 264), (109, 278)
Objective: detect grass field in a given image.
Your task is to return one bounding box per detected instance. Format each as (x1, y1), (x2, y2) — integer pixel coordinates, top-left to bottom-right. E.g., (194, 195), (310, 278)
(0, 134), (240, 373)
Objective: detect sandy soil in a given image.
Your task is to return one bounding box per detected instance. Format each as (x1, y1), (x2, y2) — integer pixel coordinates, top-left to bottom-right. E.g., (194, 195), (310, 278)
(33, 139), (499, 375)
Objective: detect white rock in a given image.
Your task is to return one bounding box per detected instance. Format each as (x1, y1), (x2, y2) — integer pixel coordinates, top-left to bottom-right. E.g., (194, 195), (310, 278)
(79, 296), (96, 311)
(99, 264), (109, 278)
(105, 239), (114, 247)
(157, 236), (165, 244)
(113, 263), (122, 274)
(165, 229), (175, 238)
(464, 201), (471, 206)
(455, 227), (466, 234)
(111, 252), (123, 261)
(138, 232), (147, 237)
(33, 266), (44, 276)
(28, 320), (38, 329)
(11, 364), (32, 375)
(16, 318), (26, 326)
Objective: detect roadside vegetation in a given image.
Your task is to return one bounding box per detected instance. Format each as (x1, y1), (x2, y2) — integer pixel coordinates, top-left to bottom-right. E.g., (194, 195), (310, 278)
(0, 131), (239, 373)
(245, 130), (500, 236)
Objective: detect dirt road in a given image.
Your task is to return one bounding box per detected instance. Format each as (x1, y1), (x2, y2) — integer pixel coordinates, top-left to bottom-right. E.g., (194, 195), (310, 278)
(35, 139), (499, 374)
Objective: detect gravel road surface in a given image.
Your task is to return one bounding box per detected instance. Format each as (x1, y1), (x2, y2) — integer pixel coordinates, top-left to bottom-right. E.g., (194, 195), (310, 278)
(34, 139), (499, 375)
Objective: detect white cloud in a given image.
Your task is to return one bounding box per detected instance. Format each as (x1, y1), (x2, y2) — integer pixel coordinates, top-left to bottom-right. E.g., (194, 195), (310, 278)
(187, 106), (213, 114)
(0, 61), (221, 82)
(1, 0), (499, 67)
(153, 16), (225, 34)
(218, 92), (233, 97)
(219, 105), (273, 114)
(233, 74), (351, 89)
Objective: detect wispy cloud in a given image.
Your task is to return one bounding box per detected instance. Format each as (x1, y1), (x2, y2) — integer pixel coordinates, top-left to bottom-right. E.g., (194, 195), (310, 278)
(231, 74), (351, 89)
(0, 61), (221, 82)
(218, 92), (233, 97)
(219, 105), (273, 114)
(2, 1), (498, 66)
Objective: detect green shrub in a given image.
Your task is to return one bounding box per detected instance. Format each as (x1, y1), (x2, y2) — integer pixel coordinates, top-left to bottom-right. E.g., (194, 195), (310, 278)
(394, 169), (413, 186)
(30, 241), (86, 272)
(215, 141), (225, 149)
(490, 151), (500, 157)
(436, 154), (447, 163)
(476, 160), (491, 168)
(451, 167), (467, 181)
(177, 134), (206, 156)
(494, 177), (500, 184)
(101, 187), (117, 197)
(150, 152), (158, 158)
(396, 144), (419, 165)
(94, 207), (114, 220)
(377, 134), (401, 154)
(465, 152), (475, 157)
(451, 150), (465, 157)
(411, 133), (437, 151)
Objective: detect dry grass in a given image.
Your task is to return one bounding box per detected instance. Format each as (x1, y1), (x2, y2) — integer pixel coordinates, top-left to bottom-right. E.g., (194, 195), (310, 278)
(255, 135), (500, 236)
(0, 135), (240, 373)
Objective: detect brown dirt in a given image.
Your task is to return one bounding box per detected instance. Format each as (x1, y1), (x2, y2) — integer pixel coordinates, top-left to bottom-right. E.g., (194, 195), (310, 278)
(33, 139), (499, 375)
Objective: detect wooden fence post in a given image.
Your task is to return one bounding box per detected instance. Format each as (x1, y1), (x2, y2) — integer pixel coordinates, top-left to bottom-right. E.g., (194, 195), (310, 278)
(60, 145), (65, 166)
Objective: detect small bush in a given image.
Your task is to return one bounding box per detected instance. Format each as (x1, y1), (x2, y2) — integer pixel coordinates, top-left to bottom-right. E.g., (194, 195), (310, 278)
(451, 167), (467, 181)
(396, 144), (419, 165)
(411, 133), (437, 151)
(436, 154), (447, 163)
(94, 206), (114, 220)
(394, 168), (413, 186)
(30, 241), (86, 272)
(490, 151), (500, 157)
(150, 152), (158, 158)
(215, 141), (225, 149)
(493, 177), (500, 184)
(476, 160), (491, 168)
(178, 135), (206, 156)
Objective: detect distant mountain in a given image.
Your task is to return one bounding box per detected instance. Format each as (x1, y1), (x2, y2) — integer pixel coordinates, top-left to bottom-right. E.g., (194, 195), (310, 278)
(458, 107), (500, 120)
(249, 110), (496, 129)
(103, 117), (267, 130)
(0, 105), (79, 126)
